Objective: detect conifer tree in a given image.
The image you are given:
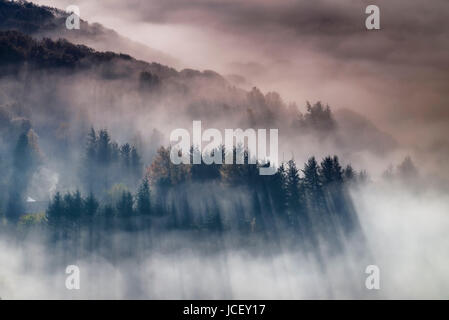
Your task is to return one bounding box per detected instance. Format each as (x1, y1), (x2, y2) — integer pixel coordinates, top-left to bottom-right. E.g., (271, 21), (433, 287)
(136, 176), (151, 216)
(285, 159), (302, 226)
(117, 191), (134, 217)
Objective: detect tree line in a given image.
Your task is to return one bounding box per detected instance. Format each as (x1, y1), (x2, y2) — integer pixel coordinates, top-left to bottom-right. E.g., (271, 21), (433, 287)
(40, 127), (367, 253)
(0, 125), (368, 257)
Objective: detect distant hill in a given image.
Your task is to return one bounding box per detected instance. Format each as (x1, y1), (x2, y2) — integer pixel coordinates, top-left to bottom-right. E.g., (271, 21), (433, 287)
(0, 0), (179, 67)
(0, 2), (397, 161)
(0, 29), (397, 160)
(0, 30), (228, 85)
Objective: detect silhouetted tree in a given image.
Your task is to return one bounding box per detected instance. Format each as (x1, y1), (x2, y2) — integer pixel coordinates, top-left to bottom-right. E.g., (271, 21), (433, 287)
(285, 159), (303, 226)
(117, 191), (134, 217)
(46, 192), (63, 233)
(83, 192), (99, 224)
(268, 163), (287, 219)
(136, 177), (151, 216)
(83, 127), (97, 193)
(97, 129), (111, 165)
(343, 165), (356, 183)
(6, 131), (38, 221)
(397, 156), (419, 183)
(120, 143), (131, 168)
(190, 146), (221, 181)
(130, 146), (142, 180)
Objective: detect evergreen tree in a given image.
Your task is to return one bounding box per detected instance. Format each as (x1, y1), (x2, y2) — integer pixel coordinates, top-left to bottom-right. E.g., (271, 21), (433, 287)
(319, 156), (335, 185)
(116, 191), (134, 217)
(136, 177), (151, 216)
(268, 163), (287, 218)
(97, 129), (111, 165)
(190, 146), (221, 181)
(100, 204), (116, 231)
(97, 129), (112, 191)
(6, 131), (38, 221)
(120, 143), (131, 168)
(110, 142), (120, 163)
(83, 192), (99, 250)
(332, 156), (343, 184)
(83, 192), (99, 224)
(68, 190), (83, 224)
(303, 157), (322, 199)
(343, 164), (356, 182)
(46, 192), (63, 230)
(285, 159), (302, 226)
(83, 127), (97, 193)
(86, 127), (97, 160)
(130, 146), (142, 180)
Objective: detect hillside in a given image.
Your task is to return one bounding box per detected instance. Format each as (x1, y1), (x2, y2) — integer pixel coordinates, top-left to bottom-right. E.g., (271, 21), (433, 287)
(0, 0), (178, 66)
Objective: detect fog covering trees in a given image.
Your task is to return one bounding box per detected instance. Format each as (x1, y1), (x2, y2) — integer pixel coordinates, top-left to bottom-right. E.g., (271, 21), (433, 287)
(2, 124), (363, 263)
(0, 3), (439, 298)
(0, 116), (366, 258)
(0, 29), (365, 236)
(0, 26), (369, 283)
(0, 121), (372, 300)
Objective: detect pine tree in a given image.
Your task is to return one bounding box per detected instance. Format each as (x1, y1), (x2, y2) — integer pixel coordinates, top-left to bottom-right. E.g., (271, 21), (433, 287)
(120, 143), (131, 168)
(110, 142), (120, 163)
(101, 204), (116, 231)
(83, 192), (99, 224)
(319, 156), (334, 185)
(46, 192), (63, 230)
(97, 129), (112, 191)
(70, 190), (83, 223)
(269, 163), (287, 217)
(343, 165), (356, 182)
(83, 127), (97, 193)
(285, 159), (302, 226)
(332, 156), (343, 183)
(83, 192), (99, 250)
(97, 129), (111, 165)
(303, 157), (321, 199)
(86, 127), (97, 160)
(116, 191), (134, 217)
(6, 132), (38, 221)
(130, 146), (142, 181)
(136, 177), (151, 216)
(190, 146), (221, 181)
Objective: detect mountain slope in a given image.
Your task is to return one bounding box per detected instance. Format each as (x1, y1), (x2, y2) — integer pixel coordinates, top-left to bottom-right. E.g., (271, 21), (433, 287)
(0, 0), (179, 67)
(0, 26), (397, 167)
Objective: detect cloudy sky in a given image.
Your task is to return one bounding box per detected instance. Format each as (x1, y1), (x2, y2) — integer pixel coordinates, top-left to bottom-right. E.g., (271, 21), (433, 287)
(33, 0), (449, 176)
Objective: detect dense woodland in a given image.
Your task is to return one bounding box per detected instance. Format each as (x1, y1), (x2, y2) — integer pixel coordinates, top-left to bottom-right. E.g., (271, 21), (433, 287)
(0, 123), (368, 257)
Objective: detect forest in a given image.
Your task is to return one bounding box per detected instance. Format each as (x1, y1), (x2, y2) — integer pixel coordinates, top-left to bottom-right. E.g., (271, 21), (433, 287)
(0, 122), (368, 262)
(0, 24), (387, 265)
(2, 0), (446, 300)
